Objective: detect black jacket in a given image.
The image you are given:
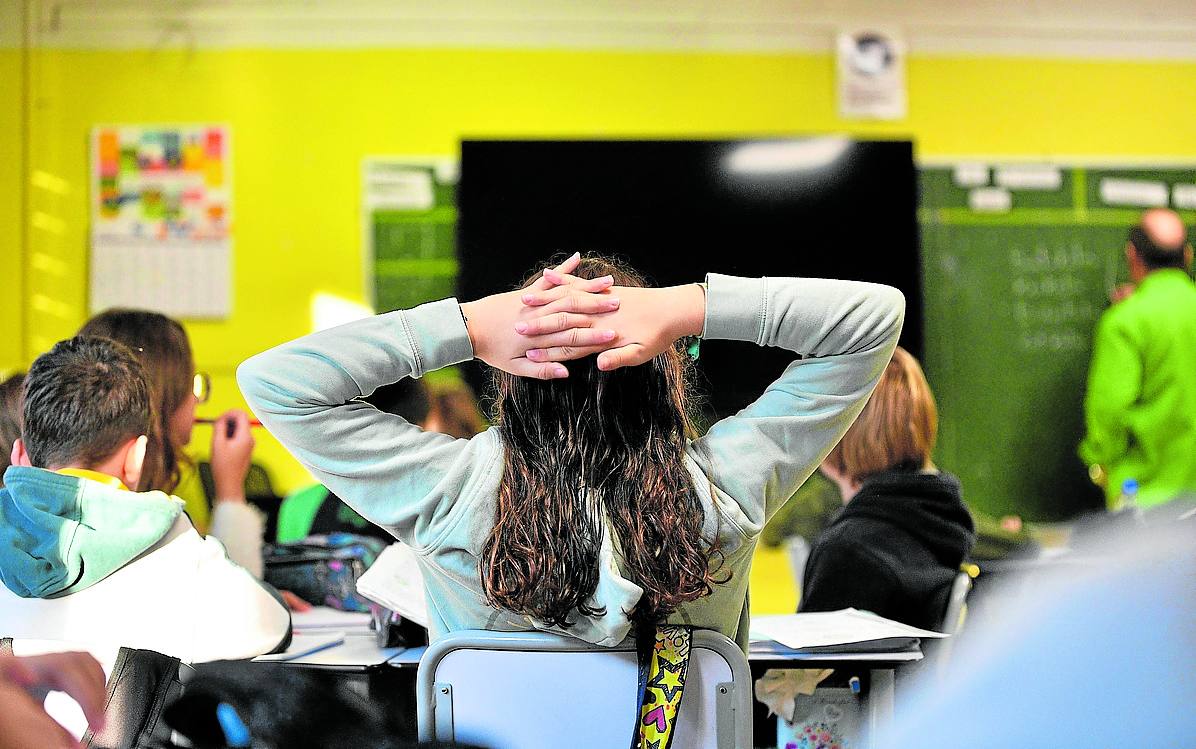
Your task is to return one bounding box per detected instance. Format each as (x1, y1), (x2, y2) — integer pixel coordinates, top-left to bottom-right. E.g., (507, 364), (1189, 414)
(798, 469), (976, 630)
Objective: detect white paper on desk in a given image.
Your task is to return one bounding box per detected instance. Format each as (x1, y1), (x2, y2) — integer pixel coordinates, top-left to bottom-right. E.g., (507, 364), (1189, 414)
(254, 631), (346, 662)
(290, 606), (372, 632)
(356, 543), (430, 627)
(749, 608), (947, 649)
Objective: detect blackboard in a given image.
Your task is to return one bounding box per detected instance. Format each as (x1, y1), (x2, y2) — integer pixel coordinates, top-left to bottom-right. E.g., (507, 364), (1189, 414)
(920, 165), (1196, 520)
(456, 139), (921, 422)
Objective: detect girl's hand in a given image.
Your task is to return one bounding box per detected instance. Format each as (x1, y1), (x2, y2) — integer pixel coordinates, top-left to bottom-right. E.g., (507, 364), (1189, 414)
(519, 270), (705, 371)
(210, 409), (255, 501)
(460, 254), (622, 379)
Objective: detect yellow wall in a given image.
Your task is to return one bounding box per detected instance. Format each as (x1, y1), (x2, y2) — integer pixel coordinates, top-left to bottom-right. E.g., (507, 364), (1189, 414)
(17, 47), (1196, 508)
(0, 46), (23, 376)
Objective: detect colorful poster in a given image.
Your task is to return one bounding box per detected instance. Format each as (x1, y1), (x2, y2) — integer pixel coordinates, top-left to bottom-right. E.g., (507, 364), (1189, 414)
(90, 125), (232, 318)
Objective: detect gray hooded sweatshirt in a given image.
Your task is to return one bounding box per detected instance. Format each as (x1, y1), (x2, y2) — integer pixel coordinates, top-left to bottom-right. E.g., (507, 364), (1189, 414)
(237, 274), (904, 649)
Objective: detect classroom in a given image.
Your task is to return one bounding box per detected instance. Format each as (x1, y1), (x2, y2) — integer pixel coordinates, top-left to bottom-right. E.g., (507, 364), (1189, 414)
(0, 2), (1193, 748)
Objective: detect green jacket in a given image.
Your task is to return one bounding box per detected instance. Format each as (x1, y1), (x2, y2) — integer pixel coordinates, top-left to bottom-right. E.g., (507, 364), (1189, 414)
(0, 467), (181, 598)
(1080, 269), (1196, 508)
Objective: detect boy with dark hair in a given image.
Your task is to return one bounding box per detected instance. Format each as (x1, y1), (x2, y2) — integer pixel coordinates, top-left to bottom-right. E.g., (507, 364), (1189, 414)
(0, 337), (289, 736)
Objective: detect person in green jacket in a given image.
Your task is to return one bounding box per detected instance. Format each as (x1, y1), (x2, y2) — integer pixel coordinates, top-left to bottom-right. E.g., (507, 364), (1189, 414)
(1080, 208), (1196, 510)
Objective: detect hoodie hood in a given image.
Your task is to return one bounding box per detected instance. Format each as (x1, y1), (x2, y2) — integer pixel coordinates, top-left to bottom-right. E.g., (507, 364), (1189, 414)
(0, 466), (183, 598)
(838, 470), (976, 568)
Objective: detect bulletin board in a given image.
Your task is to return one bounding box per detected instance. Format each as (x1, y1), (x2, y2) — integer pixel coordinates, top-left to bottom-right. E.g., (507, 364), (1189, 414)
(89, 125), (232, 318)
(363, 157), (458, 313)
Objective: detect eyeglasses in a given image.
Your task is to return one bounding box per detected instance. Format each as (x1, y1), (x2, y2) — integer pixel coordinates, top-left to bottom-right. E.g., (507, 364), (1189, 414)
(193, 372), (212, 404)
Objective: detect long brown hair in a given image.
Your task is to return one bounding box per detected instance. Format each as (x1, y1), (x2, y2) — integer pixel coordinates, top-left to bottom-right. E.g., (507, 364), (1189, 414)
(481, 256), (723, 628)
(79, 310), (194, 492)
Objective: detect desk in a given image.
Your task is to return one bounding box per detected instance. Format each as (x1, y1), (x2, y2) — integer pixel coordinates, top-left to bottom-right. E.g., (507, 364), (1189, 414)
(251, 632), (420, 736)
(256, 635), (920, 747)
(255, 632), (403, 670)
(748, 640), (922, 744)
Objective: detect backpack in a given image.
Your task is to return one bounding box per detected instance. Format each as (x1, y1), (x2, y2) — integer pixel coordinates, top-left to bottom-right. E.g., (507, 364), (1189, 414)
(1, 637), (188, 749)
(262, 533), (387, 611)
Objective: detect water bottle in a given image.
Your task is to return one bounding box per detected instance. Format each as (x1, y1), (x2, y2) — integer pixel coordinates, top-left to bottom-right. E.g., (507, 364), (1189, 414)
(1117, 478), (1141, 518)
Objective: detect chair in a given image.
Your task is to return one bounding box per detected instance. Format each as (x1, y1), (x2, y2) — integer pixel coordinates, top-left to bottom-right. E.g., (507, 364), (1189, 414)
(940, 568), (974, 636)
(934, 566), (977, 677)
(416, 629), (752, 749)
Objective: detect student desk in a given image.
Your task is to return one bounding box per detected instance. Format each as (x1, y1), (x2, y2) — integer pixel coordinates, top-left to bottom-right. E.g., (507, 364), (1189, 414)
(252, 632), (420, 736)
(256, 637), (922, 746)
(748, 640), (923, 744)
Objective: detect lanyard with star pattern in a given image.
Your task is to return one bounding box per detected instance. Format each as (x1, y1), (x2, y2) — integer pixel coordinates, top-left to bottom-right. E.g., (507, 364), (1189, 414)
(630, 624), (693, 749)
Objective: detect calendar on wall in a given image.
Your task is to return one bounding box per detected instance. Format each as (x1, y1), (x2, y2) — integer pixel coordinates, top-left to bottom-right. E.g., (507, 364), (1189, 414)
(89, 125), (232, 318)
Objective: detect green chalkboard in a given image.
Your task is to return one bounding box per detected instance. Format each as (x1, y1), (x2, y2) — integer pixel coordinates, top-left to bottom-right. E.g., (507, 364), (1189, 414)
(920, 165), (1196, 520)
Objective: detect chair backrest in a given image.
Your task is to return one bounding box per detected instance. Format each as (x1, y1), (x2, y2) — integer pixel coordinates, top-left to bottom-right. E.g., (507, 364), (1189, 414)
(940, 569), (973, 636)
(416, 629), (752, 749)
(932, 569), (975, 679)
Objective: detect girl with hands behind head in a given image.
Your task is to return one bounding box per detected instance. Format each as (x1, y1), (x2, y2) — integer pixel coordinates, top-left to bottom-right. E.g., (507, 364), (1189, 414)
(239, 253), (904, 648)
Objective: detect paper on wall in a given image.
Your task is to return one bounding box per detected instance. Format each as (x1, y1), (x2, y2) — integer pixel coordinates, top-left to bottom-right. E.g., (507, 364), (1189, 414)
(953, 163), (989, 187)
(969, 187), (1012, 213)
(837, 29), (906, 120)
(1173, 184), (1196, 209)
(89, 125), (232, 318)
(994, 165), (1062, 191)
(1100, 178), (1168, 207)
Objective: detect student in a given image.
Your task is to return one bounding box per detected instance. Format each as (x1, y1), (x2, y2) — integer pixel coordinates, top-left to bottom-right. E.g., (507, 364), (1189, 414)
(876, 522), (1195, 749)
(80, 309), (265, 576)
(0, 373), (23, 487)
(0, 337), (290, 671)
(423, 379), (487, 439)
(801, 347), (976, 630)
(239, 254), (904, 648)
(0, 650), (106, 749)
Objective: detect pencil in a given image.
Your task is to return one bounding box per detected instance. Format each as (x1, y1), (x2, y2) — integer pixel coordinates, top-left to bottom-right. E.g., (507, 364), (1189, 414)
(194, 417), (264, 427)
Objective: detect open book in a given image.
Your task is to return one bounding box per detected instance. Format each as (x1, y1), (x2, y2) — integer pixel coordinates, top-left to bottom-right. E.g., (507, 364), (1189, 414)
(749, 608), (948, 652)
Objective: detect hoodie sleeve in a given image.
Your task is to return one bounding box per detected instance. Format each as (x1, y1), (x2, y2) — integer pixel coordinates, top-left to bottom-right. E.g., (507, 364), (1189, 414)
(687, 275), (905, 533)
(237, 299), (488, 550)
(186, 533), (291, 662)
(207, 501), (266, 578)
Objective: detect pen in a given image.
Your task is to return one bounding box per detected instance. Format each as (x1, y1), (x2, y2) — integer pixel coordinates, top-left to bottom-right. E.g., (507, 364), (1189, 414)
(194, 417), (264, 427)
(277, 635), (346, 662)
